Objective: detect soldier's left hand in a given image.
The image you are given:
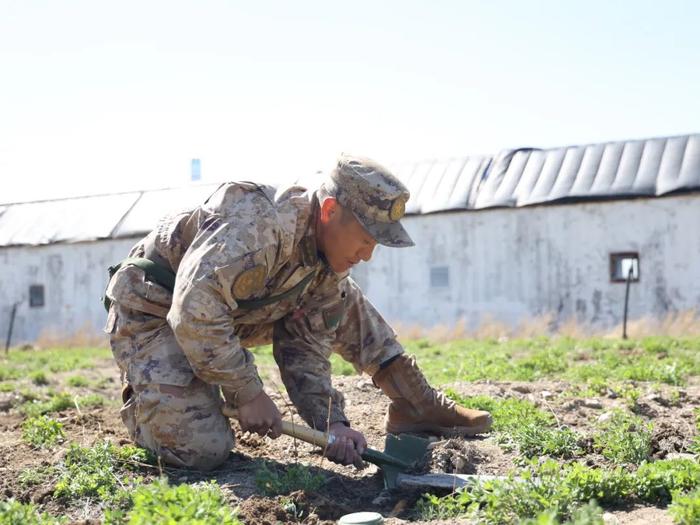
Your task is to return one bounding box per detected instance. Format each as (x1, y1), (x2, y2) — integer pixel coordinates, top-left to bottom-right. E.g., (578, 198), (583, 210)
(325, 422), (367, 469)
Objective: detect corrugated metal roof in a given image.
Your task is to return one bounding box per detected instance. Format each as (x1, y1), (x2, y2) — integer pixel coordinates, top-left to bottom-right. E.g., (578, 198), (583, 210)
(0, 192), (141, 246)
(1, 133), (698, 247)
(112, 184), (221, 238)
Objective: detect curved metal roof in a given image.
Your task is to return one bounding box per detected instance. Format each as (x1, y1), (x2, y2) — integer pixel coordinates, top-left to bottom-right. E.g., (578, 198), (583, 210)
(1, 133), (698, 247)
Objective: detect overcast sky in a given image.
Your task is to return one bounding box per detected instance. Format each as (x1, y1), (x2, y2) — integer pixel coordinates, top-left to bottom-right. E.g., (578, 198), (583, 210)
(1, 0), (698, 203)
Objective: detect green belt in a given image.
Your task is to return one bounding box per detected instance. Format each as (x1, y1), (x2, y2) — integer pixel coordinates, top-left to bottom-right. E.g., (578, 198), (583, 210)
(103, 257), (316, 312)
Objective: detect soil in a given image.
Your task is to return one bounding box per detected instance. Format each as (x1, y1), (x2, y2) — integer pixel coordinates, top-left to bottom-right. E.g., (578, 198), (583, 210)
(0, 358), (697, 524)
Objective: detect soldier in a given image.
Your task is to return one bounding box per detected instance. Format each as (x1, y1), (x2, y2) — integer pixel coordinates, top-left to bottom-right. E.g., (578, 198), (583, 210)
(104, 154), (492, 471)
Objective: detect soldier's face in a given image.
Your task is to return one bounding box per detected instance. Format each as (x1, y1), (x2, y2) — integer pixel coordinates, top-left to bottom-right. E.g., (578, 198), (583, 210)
(318, 199), (378, 273)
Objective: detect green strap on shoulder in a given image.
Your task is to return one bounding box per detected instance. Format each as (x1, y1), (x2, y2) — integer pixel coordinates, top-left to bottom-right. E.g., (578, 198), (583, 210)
(236, 270), (316, 310)
(102, 257), (176, 311)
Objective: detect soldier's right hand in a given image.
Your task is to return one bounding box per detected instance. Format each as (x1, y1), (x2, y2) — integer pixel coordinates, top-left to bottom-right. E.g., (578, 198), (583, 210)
(237, 391), (283, 439)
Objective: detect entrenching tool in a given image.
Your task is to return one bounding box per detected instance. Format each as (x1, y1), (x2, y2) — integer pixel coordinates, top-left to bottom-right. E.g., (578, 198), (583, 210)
(222, 406), (500, 490)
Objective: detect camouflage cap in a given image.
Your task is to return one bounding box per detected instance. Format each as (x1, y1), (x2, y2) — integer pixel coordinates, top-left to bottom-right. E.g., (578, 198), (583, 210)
(323, 154), (414, 248)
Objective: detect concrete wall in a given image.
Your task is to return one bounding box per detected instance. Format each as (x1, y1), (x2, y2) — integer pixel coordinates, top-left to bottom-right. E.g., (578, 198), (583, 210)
(0, 238), (137, 345)
(351, 194), (700, 330)
(2, 194), (698, 344)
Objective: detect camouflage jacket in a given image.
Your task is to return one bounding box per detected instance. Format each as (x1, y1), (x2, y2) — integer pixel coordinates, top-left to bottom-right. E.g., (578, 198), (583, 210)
(106, 182), (402, 429)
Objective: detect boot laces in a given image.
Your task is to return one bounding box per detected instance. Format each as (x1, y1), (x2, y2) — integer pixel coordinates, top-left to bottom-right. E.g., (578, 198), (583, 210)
(405, 355), (455, 410)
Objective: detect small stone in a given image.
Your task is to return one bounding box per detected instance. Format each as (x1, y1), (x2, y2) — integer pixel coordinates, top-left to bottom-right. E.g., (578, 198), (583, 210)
(582, 399), (602, 409)
(602, 512), (620, 524)
(597, 411), (614, 424)
(356, 378), (375, 391)
(541, 390), (553, 399)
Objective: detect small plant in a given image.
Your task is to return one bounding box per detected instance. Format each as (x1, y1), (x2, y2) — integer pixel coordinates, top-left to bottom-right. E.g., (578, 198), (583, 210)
(0, 499), (64, 524)
(75, 393), (105, 409)
(635, 458), (700, 504)
(67, 375), (89, 387)
(593, 410), (652, 465)
(21, 416), (65, 448)
(54, 441), (162, 502)
(30, 371), (50, 386)
(254, 462), (325, 496)
(18, 466), (59, 488)
(669, 487), (700, 525)
(511, 424), (583, 459)
(22, 392), (75, 417)
(104, 479), (241, 525)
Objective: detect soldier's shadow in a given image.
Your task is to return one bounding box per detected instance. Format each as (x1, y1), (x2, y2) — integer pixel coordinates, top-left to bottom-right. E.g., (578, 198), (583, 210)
(166, 450), (421, 521)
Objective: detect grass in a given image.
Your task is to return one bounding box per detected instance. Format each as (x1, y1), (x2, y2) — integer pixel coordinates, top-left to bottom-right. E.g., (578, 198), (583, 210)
(66, 375), (89, 387)
(104, 479), (241, 525)
(53, 441), (153, 502)
(593, 411), (653, 465)
(399, 336), (700, 387)
(0, 347), (110, 381)
(21, 392), (107, 417)
(445, 391), (584, 459)
(417, 458), (700, 524)
(21, 416), (65, 448)
(670, 487), (700, 525)
(254, 462), (326, 496)
(0, 500), (64, 525)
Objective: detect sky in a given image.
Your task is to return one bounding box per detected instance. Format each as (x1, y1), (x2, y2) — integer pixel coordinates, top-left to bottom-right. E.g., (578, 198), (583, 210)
(1, 0), (699, 203)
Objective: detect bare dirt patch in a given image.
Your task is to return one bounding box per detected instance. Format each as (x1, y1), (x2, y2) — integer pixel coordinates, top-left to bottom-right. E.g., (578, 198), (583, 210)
(1, 357), (698, 523)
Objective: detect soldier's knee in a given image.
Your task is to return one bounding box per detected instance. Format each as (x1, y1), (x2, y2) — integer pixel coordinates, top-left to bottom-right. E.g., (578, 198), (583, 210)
(184, 444), (231, 471)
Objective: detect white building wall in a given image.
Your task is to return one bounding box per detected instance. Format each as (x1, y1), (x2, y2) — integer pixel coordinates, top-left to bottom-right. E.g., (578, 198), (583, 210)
(351, 194), (700, 329)
(0, 238), (138, 345)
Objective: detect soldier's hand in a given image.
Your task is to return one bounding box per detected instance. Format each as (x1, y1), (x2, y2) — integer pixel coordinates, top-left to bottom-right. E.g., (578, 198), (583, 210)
(237, 391), (283, 439)
(325, 422), (367, 469)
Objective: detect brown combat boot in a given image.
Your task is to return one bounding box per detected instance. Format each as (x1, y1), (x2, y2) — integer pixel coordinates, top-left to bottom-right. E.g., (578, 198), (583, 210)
(373, 354), (493, 436)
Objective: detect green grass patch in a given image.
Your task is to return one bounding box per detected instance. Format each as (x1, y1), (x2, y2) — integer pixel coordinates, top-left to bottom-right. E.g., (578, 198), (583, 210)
(54, 441), (153, 502)
(593, 411), (652, 465)
(0, 381), (15, 392)
(30, 371), (50, 386)
(0, 347), (110, 383)
(22, 392), (107, 417)
(66, 375), (89, 387)
(417, 458), (700, 524)
(446, 391), (583, 459)
(403, 336), (700, 387)
(0, 499), (64, 524)
(670, 486), (700, 525)
(21, 416), (65, 448)
(104, 478), (241, 525)
(254, 462), (326, 496)
(18, 466), (59, 488)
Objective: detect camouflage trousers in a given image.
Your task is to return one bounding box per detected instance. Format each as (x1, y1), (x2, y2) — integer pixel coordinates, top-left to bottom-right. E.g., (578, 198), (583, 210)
(107, 302), (400, 471)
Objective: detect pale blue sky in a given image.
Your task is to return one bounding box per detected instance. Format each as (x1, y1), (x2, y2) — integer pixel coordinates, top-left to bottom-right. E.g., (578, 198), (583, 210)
(1, 0), (698, 203)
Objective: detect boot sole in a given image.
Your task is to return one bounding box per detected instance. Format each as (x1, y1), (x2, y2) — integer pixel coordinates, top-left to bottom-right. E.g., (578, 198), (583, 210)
(386, 420), (493, 437)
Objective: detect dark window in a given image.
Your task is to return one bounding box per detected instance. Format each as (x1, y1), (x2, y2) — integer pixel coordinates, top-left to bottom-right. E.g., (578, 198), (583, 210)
(430, 266), (449, 288)
(29, 285), (45, 308)
(610, 253), (640, 283)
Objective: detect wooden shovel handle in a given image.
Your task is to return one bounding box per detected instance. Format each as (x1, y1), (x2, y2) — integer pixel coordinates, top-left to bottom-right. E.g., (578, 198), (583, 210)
(221, 404), (332, 448)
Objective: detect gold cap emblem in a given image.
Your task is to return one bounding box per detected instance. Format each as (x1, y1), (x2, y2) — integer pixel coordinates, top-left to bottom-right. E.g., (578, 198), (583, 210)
(389, 196), (406, 221)
(233, 265), (267, 299)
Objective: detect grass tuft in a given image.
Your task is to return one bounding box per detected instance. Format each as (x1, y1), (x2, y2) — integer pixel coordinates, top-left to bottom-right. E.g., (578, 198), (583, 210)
(21, 416), (65, 448)
(254, 462), (326, 496)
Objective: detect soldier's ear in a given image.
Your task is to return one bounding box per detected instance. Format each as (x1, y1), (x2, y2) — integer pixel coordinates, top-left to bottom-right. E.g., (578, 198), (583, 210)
(319, 197), (340, 224)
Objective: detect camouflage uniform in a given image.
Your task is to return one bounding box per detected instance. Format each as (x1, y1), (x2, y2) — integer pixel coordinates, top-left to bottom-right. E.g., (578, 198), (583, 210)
(105, 156), (414, 470)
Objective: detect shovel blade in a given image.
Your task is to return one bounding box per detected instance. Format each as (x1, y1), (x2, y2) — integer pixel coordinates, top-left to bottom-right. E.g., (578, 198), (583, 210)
(381, 433), (431, 489)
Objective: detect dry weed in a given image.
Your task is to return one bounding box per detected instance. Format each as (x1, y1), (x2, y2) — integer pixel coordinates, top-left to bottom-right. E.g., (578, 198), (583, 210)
(394, 309), (700, 341)
(35, 321), (107, 349)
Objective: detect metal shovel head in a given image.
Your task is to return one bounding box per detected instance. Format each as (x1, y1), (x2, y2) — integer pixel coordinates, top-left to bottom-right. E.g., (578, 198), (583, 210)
(381, 433), (430, 489)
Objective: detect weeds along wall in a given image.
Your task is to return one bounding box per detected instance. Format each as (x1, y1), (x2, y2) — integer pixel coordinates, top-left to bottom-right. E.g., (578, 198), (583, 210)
(350, 193), (700, 331)
(0, 238), (137, 345)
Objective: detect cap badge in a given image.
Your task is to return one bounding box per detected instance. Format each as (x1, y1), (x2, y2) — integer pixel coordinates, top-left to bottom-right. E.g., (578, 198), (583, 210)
(389, 196), (406, 221)
(233, 265), (267, 299)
